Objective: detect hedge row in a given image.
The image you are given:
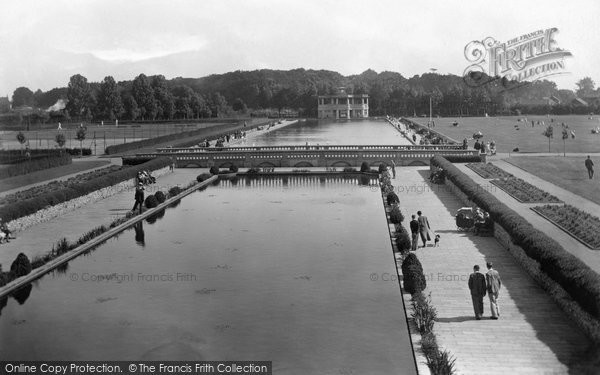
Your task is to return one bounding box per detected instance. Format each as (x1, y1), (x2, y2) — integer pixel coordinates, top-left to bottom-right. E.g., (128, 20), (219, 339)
(431, 156), (600, 336)
(0, 154), (72, 179)
(0, 148), (91, 163)
(443, 154), (482, 163)
(0, 157), (172, 223)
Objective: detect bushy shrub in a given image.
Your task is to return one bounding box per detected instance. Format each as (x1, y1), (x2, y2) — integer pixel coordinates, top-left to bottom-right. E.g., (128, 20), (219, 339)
(154, 191), (166, 203)
(378, 163), (388, 173)
(229, 164), (239, 173)
(209, 166), (219, 175)
(389, 206), (404, 224)
(10, 253), (32, 277)
(396, 226), (412, 253)
(343, 167), (357, 172)
(247, 167), (260, 174)
(404, 264), (427, 294)
(360, 161), (370, 172)
(168, 186), (183, 197)
(196, 173), (213, 182)
(402, 253), (423, 278)
(144, 195), (159, 209)
(420, 332), (438, 359)
(387, 191), (400, 205)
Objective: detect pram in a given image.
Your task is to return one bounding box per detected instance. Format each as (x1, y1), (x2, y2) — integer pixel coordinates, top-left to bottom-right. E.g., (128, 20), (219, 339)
(456, 207), (475, 231)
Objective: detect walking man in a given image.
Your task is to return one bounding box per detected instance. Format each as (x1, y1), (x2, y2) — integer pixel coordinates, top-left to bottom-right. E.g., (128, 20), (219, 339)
(410, 215), (419, 251)
(390, 159), (396, 179)
(417, 211), (431, 248)
(468, 265), (487, 320)
(132, 183), (145, 214)
(486, 262), (502, 319)
(585, 155), (594, 179)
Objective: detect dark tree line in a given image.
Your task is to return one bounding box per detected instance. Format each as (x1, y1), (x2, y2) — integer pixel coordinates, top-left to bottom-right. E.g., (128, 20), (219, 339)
(9, 69), (599, 123)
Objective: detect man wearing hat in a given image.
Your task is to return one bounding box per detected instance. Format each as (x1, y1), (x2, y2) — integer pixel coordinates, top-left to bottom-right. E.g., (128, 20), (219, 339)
(133, 182), (145, 214)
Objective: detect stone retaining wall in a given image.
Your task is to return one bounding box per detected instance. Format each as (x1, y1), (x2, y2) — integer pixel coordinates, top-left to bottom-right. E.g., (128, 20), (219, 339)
(7, 166), (171, 233)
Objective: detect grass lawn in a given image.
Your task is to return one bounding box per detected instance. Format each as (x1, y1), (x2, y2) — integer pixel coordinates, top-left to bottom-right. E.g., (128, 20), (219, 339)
(409, 115), (600, 154)
(505, 156), (600, 205)
(0, 160), (110, 193)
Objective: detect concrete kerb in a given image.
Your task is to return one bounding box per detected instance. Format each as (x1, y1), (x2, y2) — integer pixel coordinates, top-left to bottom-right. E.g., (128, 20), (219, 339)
(0, 175), (217, 299)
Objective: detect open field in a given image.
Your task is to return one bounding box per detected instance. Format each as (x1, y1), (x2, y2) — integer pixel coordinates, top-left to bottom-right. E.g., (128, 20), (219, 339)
(505, 156), (600, 205)
(409, 115), (600, 154)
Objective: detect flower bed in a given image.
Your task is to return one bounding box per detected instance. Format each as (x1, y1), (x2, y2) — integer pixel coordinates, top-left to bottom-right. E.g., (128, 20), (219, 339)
(466, 163), (513, 179)
(491, 177), (562, 203)
(532, 205), (600, 249)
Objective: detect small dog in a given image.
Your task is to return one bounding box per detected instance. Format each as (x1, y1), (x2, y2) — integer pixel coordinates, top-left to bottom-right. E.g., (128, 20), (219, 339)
(434, 234), (440, 247)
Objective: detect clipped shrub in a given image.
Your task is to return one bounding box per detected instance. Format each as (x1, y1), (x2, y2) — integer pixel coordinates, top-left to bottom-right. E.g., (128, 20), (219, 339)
(402, 253), (424, 279)
(420, 332), (438, 359)
(389, 205), (404, 224)
(209, 166), (219, 175)
(229, 164), (239, 173)
(196, 173), (213, 182)
(387, 191), (400, 205)
(168, 186), (183, 197)
(404, 264), (427, 294)
(378, 163), (388, 173)
(154, 191), (166, 203)
(10, 253), (32, 278)
(343, 167), (357, 172)
(360, 161), (370, 173)
(396, 226), (412, 253)
(144, 195), (159, 209)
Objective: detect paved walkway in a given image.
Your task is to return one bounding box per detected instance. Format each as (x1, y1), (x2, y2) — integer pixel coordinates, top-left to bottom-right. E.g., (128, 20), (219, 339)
(456, 162), (600, 274)
(0, 168), (200, 268)
(393, 167), (593, 374)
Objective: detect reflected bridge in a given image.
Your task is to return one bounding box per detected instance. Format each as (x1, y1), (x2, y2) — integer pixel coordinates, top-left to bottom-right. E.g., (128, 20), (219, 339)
(132, 144), (481, 168)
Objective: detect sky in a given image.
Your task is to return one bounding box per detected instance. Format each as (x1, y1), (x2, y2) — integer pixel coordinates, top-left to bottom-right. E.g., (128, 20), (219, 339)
(1, 0), (598, 96)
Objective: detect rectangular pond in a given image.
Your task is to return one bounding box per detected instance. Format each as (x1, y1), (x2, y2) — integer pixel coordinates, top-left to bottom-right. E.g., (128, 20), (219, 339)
(0, 175), (416, 374)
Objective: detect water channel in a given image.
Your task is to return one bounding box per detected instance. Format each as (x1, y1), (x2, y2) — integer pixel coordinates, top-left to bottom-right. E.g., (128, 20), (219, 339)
(0, 119), (417, 374)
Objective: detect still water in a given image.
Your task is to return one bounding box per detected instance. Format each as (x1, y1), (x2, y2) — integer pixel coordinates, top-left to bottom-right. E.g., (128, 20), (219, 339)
(250, 118), (409, 146)
(0, 175), (416, 374)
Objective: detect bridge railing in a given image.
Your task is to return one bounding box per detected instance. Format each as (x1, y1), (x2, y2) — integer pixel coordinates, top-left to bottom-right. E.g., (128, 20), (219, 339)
(156, 144), (466, 153)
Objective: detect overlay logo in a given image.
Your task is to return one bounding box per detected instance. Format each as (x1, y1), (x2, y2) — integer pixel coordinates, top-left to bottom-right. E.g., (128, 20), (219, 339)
(463, 28), (572, 90)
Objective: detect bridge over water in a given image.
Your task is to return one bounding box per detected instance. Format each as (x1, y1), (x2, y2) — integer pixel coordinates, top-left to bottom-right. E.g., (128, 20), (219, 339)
(132, 144), (480, 168)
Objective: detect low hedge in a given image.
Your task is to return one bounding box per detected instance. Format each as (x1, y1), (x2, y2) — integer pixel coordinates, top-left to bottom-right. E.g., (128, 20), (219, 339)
(0, 153), (72, 178)
(104, 128), (214, 154)
(443, 154), (481, 163)
(0, 157), (171, 223)
(431, 155), (600, 341)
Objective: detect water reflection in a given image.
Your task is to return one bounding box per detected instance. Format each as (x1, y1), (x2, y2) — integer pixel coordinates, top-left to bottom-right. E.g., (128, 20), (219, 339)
(134, 222), (145, 247)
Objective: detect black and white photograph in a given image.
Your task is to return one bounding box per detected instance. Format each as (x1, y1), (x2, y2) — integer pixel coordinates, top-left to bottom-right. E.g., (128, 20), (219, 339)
(0, 1), (599, 374)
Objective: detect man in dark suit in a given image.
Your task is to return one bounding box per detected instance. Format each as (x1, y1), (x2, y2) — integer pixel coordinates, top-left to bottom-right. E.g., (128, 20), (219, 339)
(468, 265), (487, 320)
(132, 183), (145, 214)
(585, 156), (594, 179)
(409, 215), (419, 251)
(417, 210), (431, 248)
(486, 262), (502, 319)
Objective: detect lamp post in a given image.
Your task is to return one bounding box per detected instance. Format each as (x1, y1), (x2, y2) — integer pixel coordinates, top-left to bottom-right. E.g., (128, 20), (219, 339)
(429, 68), (437, 128)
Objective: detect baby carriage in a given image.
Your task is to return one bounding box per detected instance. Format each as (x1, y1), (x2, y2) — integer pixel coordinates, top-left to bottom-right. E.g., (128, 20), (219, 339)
(456, 207), (475, 231)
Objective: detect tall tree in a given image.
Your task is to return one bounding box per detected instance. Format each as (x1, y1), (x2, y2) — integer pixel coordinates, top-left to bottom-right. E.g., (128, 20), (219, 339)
(12, 87), (35, 108)
(123, 95), (141, 120)
(576, 77), (595, 97)
(66, 74), (94, 119)
(97, 76), (124, 120)
(132, 74), (157, 120)
(151, 75), (175, 120)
